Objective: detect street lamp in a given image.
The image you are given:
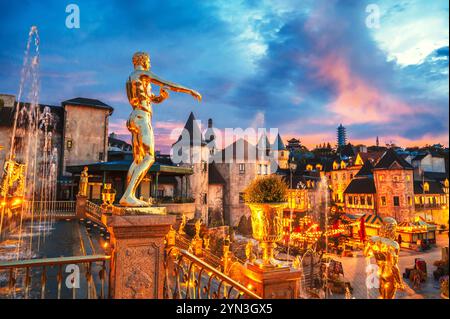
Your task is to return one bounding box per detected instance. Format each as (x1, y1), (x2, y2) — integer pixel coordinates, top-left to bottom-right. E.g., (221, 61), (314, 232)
(287, 160), (297, 260)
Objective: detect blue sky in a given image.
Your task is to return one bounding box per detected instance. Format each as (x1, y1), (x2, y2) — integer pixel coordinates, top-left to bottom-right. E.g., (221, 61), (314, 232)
(0, 0), (448, 152)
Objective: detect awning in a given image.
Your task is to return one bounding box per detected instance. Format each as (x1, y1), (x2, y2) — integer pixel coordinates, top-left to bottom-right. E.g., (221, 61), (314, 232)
(66, 159), (194, 176)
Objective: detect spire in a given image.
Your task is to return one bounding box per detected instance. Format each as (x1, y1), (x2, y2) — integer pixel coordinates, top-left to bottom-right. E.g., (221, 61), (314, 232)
(257, 132), (271, 150)
(376, 136), (379, 147)
(272, 133), (286, 151)
(174, 112), (206, 146)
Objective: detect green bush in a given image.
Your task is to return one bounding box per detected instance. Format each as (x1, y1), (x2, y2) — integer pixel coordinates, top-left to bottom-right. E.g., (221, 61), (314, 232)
(243, 175), (288, 203)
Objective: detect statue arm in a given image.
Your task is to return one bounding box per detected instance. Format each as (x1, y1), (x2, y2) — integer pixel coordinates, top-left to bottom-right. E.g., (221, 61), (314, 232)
(145, 71), (202, 101)
(150, 87), (169, 104)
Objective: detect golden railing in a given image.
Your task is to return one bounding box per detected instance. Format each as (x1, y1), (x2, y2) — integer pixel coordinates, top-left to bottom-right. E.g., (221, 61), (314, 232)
(85, 200), (103, 224)
(85, 200), (122, 224)
(164, 247), (261, 299)
(0, 255), (110, 299)
(26, 200), (76, 218)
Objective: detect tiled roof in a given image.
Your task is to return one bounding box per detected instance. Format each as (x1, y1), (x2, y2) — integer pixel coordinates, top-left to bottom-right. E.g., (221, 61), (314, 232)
(355, 160), (374, 177)
(62, 97), (114, 113)
(423, 171), (448, 182)
(374, 148), (413, 170)
(413, 181), (445, 194)
(344, 177), (376, 194)
(360, 151), (385, 163)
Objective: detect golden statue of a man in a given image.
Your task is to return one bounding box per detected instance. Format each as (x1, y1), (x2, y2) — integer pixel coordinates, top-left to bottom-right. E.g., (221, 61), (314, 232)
(119, 52), (201, 207)
(78, 166), (90, 197)
(364, 217), (405, 299)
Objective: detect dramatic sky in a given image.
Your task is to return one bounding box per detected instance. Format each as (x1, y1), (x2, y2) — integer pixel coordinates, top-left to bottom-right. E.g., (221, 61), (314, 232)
(0, 0), (448, 152)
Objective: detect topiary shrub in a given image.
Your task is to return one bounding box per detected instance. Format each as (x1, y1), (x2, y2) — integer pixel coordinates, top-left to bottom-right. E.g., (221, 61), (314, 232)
(243, 175), (288, 203)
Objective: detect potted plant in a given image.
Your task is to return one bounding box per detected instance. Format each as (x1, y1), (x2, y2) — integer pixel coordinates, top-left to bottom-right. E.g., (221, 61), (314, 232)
(243, 175), (288, 267)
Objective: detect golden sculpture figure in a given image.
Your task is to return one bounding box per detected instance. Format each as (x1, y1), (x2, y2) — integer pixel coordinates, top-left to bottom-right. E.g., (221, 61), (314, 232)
(178, 214), (187, 235)
(364, 217), (405, 299)
(194, 219), (202, 239)
(78, 166), (90, 197)
(245, 241), (255, 263)
(119, 52), (201, 207)
(0, 159), (26, 198)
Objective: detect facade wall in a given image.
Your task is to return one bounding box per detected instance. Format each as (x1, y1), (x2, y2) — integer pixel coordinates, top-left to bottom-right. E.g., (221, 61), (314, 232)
(344, 193), (376, 215)
(373, 168), (415, 222)
(329, 166), (360, 203)
(215, 160), (270, 227)
(62, 105), (110, 175)
(208, 184), (224, 225)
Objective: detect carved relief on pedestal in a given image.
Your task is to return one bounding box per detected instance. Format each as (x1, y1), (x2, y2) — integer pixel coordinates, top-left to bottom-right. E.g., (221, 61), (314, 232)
(119, 243), (160, 299)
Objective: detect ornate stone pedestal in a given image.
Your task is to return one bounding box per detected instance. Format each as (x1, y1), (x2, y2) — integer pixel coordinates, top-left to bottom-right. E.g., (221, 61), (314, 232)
(75, 194), (87, 219)
(241, 263), (303, 299)
(102, 206), (175, 299)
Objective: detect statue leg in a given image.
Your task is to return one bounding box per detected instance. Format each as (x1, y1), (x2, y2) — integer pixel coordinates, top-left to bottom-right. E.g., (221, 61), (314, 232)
(119, 111), (154, 207)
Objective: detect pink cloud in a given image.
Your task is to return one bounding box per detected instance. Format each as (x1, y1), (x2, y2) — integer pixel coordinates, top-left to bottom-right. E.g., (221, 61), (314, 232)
(313, 54), (418, 125)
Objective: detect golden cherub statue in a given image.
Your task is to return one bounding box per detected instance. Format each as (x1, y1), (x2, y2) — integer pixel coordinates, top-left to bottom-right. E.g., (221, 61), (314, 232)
(78, 166), (91, 197)
(178, 214), (187, 235)
(194, 219), (202, 239)
(119, 52), (201, 207)
(364, 217), (405, 299)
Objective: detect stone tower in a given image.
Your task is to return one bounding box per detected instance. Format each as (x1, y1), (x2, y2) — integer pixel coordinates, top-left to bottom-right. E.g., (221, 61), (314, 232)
(273, 133), (289, 169)
(372, 148), (415, 222)
(172, 112), (209, 222)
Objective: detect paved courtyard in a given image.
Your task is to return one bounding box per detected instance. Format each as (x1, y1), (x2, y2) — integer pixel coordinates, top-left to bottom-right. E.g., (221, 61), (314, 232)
(329, 233), (449, 299)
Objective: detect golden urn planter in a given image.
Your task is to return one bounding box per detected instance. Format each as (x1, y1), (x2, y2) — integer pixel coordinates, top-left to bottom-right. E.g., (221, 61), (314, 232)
(247, 202), (288, 268)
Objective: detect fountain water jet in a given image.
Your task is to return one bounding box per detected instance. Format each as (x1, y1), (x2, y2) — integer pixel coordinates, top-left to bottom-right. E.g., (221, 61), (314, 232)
(0, 26), (59, 258)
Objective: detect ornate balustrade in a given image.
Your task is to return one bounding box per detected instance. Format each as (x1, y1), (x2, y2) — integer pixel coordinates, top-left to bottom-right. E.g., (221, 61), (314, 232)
(25, 201), (76, 218)
(164, 247), (261, 299)
(85, 200), (103, 224)
(0, 254), (110, 299)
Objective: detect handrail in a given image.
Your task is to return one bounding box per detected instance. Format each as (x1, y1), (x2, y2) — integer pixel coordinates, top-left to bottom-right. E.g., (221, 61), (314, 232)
(0, 254), (111, 299)
(164, 247), (261, 299)
(0, 254), (110, 269)
(175, 234), (246, 269)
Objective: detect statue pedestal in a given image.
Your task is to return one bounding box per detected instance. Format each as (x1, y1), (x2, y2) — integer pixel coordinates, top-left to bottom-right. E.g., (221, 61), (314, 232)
(241, 263), (303, 299)
(75, 195), (87, 219)
(103, 206), (175, 299)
